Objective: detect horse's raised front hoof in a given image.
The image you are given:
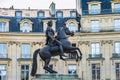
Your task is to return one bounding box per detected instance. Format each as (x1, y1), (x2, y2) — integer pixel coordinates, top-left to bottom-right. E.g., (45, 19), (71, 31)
(79, 56), (82, 60)
(60, 57), (66, 61)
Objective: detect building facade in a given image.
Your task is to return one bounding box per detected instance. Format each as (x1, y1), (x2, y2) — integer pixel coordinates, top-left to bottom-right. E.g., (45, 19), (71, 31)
(77, 0), (120, 80)
(0, 0), (120, 80)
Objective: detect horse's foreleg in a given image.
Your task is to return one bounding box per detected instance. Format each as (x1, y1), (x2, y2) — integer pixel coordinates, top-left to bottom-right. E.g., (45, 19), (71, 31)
(44, 58), (57, 73)
(68, 47), (82, 60)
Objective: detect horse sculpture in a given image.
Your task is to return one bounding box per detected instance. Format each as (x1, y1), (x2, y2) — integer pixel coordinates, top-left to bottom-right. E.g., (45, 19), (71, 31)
(31, 25), (82, 76)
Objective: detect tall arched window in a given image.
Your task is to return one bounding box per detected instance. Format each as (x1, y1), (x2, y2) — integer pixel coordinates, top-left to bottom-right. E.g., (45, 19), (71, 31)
(22, 22), (31, 32)
(68, 23), (77, 32)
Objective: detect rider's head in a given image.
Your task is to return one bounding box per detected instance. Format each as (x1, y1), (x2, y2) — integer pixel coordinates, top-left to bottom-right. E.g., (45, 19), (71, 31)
(47, 20), (53, 27)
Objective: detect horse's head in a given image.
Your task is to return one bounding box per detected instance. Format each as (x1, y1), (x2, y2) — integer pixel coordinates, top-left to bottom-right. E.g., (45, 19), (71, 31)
(62, 25), (74, 36)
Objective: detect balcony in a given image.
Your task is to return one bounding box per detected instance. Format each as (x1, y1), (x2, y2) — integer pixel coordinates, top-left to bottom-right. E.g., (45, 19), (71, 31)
(0, 53), (11, 61)
(82, 9), (120, 15)
(87, 54), (105, 60)
(80, 26), (120, 33)
(112, 53), (120, 58)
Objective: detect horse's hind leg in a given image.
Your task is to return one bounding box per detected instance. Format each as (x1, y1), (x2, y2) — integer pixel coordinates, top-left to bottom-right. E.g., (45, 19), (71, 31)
(43, 58), (57, 73)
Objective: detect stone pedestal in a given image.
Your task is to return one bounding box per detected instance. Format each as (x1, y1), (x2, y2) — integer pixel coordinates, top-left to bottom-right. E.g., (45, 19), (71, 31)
(32, 74), (81, 80)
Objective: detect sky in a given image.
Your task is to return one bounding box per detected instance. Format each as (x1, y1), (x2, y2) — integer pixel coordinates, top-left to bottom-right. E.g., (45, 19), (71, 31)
(0, 0), (76, 9)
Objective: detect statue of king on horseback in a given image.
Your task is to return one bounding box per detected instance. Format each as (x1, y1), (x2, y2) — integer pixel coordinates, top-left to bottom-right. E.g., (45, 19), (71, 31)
(31, 20), (82, 76)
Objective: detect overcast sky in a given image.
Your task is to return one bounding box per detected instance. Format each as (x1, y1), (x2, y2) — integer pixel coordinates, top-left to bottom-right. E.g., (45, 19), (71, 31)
(0, 0), (76, 9)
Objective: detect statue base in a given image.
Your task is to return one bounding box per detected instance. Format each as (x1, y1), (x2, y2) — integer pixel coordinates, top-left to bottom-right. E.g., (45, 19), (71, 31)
(32, 74), (81, 80)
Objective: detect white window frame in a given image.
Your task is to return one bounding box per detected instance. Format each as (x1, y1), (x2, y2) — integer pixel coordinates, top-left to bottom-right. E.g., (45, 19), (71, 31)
(16, 11), (22, 17)
(21, 22), (31, 32)
(38, 12), (44, 18)
(114, 3), (120, 13)
(0, 22), (7, 32)
(92, 64), (100, 80)
(91, 43), (100, 57)
(22, 44), (30, 58)
(0, 43), (7, 58)
(91, 20), (100, 32)
(68, 22), (77, 32)
(114, 19), (120, 31)
(91, 4), (99, 14)
(68, 64), (77, 74)
(21, 65), (30, 80)
(115, 42), (120, 54)
(0, 65), (7, 80)
(56, 11), (63, 18)
(70, 11), (76, 17)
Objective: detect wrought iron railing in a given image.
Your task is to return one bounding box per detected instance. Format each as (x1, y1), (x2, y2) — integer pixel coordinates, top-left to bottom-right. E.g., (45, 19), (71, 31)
(88, 54), (103, 59)
(0, 53), (7, 58)
(112, 53), (120, 58)
(80, 26), (120, 33)
(82, 9), (120, 15)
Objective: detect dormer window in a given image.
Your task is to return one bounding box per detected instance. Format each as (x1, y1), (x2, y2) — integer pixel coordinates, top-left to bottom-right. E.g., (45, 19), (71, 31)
(87, 1), (101, 14)
(114, 3), (120, 12)
(66, 19), (79, 32)
(0, 19), (10, 32)
(19, 19), (33, 32)
(15, 11), (22, 17)
(91, 4), (99, 14)
(70, 11), (76, 17)
(22, 22), (31, 32)
(56, 11), (63, 18)
(38, 11), (44, 18)
(111, 0), (120, 13)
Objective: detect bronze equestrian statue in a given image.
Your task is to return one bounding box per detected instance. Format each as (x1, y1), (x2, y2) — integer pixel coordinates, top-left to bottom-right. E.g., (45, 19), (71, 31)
(31, 21), (82, 76)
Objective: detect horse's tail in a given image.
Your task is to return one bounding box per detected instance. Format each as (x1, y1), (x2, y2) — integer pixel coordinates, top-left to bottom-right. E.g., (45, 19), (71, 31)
(31, 49), (40, 76)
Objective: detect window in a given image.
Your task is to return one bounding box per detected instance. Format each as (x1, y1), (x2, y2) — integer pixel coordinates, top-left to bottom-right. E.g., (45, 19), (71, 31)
(91, 20), (99, 32)
(0, 22), (7, 32)
(68, 64), (77, 74)
(68, 22), (77, 32)
(116, 63), (120, 79)
(115, 42), (120, 54)
(70, 11), (76, 17)
(38, 11), (44, 18)
(0, 65), (7, 80)
(21, 65), (29, 80)
(114, 3), (120, 13)
(21, 22), (31, 32)
(45, 65), (53, 74)
(0, 44), (7, 58)
(92, 64), (100, 80)
(91, 4), (99, 14)
(56, 11), (63, 18)
(69, 44), (77, 59)
(22, 44), (30, 58)
(15, 11), (22, 17)
(114, 19), (120, 31)
(91, 43), (100, 57)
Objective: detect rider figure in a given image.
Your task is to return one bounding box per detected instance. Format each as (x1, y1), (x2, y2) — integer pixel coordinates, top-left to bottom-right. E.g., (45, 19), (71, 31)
(45, 20), (66, 60)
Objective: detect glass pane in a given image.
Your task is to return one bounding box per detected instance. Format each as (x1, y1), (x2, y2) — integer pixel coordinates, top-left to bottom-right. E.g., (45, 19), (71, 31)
(22, 44), (30, 58)
(0, 65), (6, 80)
(91, 20), (99, 32)
(92, 64), (100, 80)
(68, 23), (77, 32)
(22, 22), (30, 32)
(0, 22), (7, 32)
(68, 64), (77, 74)
(114, 19), (120, 31)
(115, 42), (120, 53)
(16, 12), (22, 17)
(38, 12), (44, 18)
(91, 4), (99, 14)
(57, 12), (63, 17)
(0, 44), (7, 58)
(114, 3), (120, 12)
(71, 12), (76, 17)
